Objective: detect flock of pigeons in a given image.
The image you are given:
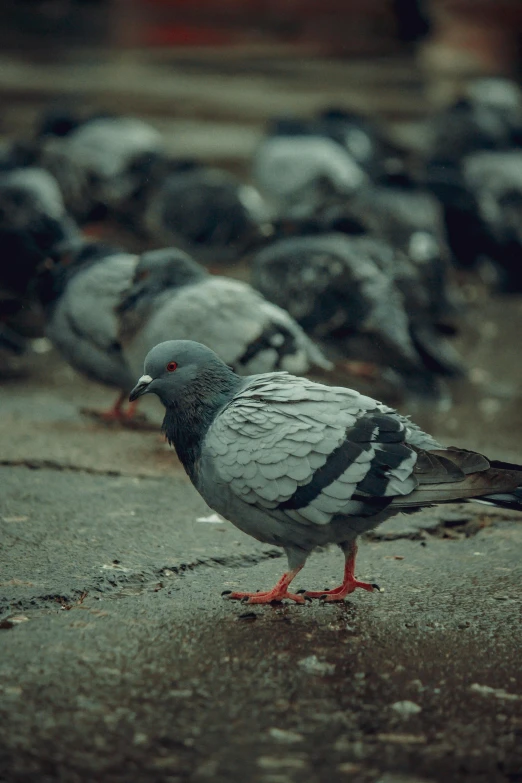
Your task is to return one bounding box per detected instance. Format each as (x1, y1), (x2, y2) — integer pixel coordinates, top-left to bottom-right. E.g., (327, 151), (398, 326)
(1, 76), (522, 416)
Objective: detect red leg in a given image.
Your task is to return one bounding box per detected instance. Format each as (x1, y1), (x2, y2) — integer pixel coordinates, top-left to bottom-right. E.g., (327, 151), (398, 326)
(223, 566), (305, 605)
(343, 361), (380, 380)
(98, 394), (138, 423)
(305, 542), (380, 602)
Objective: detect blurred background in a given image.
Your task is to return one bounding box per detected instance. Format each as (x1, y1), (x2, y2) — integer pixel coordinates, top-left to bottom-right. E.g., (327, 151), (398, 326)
(1, 0), (522, 460)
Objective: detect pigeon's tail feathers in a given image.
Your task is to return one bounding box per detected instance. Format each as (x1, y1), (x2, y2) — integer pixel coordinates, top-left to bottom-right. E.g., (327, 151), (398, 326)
(391, 454), (522, 509)
(474, 486), (522, 511)
(474, 459), (522, 510)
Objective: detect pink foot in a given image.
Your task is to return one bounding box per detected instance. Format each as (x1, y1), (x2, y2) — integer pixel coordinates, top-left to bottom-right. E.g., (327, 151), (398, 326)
(222, 567), (305, 605)
(99, 401), (137, 423)
(305, 542), (381, 602)
(225, 589), (306, 605)
(305, 578), (379, 602)
(82, 395), (142, 426)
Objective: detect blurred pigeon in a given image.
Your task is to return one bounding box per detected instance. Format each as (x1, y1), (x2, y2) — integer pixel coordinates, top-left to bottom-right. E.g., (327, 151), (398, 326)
(36, 242), (138, 419)
(130, 340), (522, 604)
(118, 247), (331, 375)
(427, 78), (522, 168)
(0, 166), (79, 299)
(253, 118), (366, 218)
(462, 150), (522, 291)
(37, 245), (330, 420)
(39, 114), (164, 223)
(323, 175), (463, 371)
(252, 233), (462, 394)
(315, 107), (402, 180)
(143, 162), (270, 265)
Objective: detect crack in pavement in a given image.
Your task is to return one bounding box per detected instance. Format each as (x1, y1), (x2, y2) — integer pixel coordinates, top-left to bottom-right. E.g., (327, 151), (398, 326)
(1, 549), (284, 617)
(365, 505), (521, 542)
(0, 458), (159, 478)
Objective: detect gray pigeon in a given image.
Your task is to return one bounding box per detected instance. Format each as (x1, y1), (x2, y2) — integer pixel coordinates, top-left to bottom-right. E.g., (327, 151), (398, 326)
(130, 340), (522, 604)
(118, 248), (330, 377)
(0, 166), (79, 298)
(462, 150), (522, 290)
(251, 232), (461, 395)
(39, 116), (164, 223)
(143, 165), (270, 265)
(38, 245), (330, 420)
(253, 119), (367, 218)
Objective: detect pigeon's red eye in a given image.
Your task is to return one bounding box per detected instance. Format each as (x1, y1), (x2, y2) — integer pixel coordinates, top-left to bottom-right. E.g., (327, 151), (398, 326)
(166, 361), (178, 372)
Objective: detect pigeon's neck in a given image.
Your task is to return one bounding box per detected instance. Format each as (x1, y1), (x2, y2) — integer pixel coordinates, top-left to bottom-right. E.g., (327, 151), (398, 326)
(118, 268), (207, 317)
(161, 369), (243, 482)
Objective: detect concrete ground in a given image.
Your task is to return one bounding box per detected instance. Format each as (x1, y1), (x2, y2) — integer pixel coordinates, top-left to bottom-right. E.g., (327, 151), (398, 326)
(1, 40), (522, 783)
(1, 339), (522, 783)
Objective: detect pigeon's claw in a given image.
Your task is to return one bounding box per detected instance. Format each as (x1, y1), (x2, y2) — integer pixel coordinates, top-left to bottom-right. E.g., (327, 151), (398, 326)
(227, 589), (306, 605)
(82, 393), (145, 428)
(305, 578), (376, 602)
(224, 567), (305, 605)
(99, 400), (138, 423)
(305, 541), (380, 602)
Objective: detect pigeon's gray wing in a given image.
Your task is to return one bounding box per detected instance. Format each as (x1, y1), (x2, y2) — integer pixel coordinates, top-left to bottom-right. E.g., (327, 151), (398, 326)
(253, 136), (366, 213)
(47, 254), (137, 388)
(39, 138), (92, 220)
(123, 277), (330, 378)
(41, 118), (163, 218)
(464, 151), (522, 235)
(205, 373), (444, 527)
(1, 167), (67, 220)
(252, 233), (421, 371)
(59, 254), (138, 351)
(68, 118), (163, 209)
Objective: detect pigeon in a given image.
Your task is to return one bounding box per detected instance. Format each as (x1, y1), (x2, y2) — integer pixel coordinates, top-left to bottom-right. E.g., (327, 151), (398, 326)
(36, 245), (330, 420)
(253, 117), (367, 218)
(118, 248), (331, 376)
(461, 150), (522, 291)
(315, 108), (403, 181)
(251, 233), (462, 394)
(0, 166), (79, 299)
(36, 242), (138, 419)
(143, 162), (270, 265)
(38, 113), (164, 223)
(427, 78), (522, 168)
(321, 175), (463, 373)
(129, 340), (522, 604)
(423, 78), (522, 271)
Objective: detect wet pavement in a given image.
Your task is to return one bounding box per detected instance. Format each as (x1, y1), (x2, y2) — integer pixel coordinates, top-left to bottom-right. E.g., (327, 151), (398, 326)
(1, 331), (522, 783)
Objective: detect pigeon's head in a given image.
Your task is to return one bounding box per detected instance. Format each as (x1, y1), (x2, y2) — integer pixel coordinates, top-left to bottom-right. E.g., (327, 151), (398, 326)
(118, 249), (206, 314)
(129, 340), (238, 408)
(137, 247), (205, 289)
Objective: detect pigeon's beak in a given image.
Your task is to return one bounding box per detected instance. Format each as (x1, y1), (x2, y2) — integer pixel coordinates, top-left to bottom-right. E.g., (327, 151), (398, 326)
(129, 374), (153, 402)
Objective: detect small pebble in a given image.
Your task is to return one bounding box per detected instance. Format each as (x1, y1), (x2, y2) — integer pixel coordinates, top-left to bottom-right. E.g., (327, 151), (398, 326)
(268, 728), (304, 744)
(337, 762), (361, 773)
(377, 733), (426, 744)
(470, 683), (520, 701)
(297, 655), (335, 676)
(257, 756), (306, 770)
(390, 700), (422, 717)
